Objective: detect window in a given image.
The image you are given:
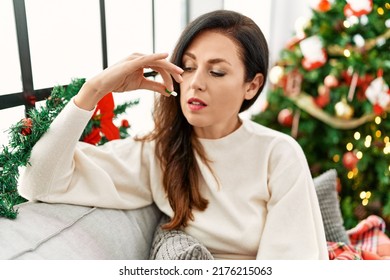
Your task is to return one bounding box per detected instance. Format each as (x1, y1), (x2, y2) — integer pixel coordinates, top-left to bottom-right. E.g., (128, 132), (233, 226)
(0, 0), (23, 146)
(0, 0), (274, 146)
(25, 0), (102, 89)
(0, 0), (22, 95)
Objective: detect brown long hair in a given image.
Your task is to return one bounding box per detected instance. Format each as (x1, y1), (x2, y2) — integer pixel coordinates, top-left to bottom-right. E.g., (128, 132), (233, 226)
(140, 10), (269, 230)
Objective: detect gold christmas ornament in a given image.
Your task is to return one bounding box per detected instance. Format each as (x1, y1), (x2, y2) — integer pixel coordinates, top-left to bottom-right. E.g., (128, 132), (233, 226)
(335, 98), (354, 119)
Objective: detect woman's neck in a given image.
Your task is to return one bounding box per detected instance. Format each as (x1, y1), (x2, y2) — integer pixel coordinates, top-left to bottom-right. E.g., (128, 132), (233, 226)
(194, 117), (242, 139)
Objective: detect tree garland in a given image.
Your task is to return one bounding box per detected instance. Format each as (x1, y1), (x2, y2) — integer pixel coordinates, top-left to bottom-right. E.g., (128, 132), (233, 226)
(0, 78), (139, 219)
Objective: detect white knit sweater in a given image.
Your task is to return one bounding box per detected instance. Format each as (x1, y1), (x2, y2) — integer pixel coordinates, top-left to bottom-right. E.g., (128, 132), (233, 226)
(19, 99), (328, 260)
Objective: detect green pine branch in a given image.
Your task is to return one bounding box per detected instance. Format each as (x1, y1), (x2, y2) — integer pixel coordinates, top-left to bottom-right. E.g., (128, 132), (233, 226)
(0, 78), (138, 219)
(0, 78), (85, 219)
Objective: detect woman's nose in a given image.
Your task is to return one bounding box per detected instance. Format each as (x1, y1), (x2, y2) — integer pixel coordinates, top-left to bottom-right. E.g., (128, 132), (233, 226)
(189, 68), (206, 91)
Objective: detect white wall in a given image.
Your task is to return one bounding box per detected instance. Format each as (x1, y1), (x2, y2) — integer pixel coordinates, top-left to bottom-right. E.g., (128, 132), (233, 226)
(189, 0), (224, 20)
(268, 0), (312, 63)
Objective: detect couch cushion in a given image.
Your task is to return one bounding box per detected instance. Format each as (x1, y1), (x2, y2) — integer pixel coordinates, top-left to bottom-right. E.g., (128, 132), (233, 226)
(0, 202), (161, 259)
(314, 169), (350, 244)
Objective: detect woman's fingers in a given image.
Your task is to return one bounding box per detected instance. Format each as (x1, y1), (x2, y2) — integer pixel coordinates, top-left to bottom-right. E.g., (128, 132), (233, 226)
(127, 53), (184, 82)
(152, 66), (174, 92)
(139, 78), (171, 97)
(119, 53), (183, 95)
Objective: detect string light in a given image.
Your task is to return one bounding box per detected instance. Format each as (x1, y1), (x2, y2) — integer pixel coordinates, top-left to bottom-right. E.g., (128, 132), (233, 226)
(384, 143), (390, 154)
(365, 135), (372, 147)
(360, 191), (371, 206)
(344, 49), (351, 57)
(333, 154), (340, 163)
(346, 168), (359, 180)
(343, 20), (351, 28)
(375, 116), (382, 124)
(354, 131), (361, 140)
(377, 7), (384, 15)
(383, 136), (390, 154)
(375, 130), (382, 138)
(346, 142), (353, 151)
(386, 3), (390, 9)
(356, 151), (363, 159)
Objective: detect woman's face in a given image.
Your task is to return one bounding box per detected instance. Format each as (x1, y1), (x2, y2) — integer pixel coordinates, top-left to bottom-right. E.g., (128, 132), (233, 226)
(179, 30), (260, 139)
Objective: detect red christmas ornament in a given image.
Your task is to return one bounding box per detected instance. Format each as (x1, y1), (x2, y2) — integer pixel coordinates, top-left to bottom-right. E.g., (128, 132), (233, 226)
(318, 0), (331, 12)
(310, 0), (333, 12)
(25, 95), (36, 106)
(314, 85), (330, 108)
(342, 151), (359, 170)
(20, 118), (33, 136)
(278, 108), (294, 127)
(315, 93), (330, 108)
(121, 119), (130, 128)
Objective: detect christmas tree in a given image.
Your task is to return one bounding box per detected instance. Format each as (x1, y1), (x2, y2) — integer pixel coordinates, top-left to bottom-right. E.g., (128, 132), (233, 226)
(0, 78), (138, 219)
(252, 0), (390, 229)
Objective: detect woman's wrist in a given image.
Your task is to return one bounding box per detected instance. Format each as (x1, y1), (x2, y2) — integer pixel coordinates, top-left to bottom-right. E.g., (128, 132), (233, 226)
(74, 81), (102, 111)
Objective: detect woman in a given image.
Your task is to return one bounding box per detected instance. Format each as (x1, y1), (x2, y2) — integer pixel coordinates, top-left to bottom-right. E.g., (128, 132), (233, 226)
(19, 10), (328, 259)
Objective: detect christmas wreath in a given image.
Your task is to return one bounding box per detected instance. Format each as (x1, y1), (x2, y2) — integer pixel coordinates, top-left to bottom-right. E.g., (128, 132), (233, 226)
(0, 78), (139, 219)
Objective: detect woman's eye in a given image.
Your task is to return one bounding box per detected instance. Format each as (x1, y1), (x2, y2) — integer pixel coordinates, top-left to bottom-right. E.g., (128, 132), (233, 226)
(210, 70), (225, 77)
(183, 66), (195, 72)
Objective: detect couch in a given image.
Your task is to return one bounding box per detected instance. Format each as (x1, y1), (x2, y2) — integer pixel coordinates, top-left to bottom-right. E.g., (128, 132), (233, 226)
(1, 169), (388, 260)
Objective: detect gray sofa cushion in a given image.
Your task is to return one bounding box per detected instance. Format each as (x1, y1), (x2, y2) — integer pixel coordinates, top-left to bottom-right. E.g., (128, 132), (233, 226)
(314, 169), (349, 244)
(0, 202), (161, 259)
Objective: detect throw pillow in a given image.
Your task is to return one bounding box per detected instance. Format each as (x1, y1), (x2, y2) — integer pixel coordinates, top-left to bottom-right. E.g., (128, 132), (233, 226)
(314, 169), (350, 244)
(149, 215), (214, 260)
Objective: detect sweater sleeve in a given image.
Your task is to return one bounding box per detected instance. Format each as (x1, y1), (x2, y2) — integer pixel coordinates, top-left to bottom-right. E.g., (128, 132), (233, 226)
(256, 136), (328, 260)
(18, 99), (154, 209)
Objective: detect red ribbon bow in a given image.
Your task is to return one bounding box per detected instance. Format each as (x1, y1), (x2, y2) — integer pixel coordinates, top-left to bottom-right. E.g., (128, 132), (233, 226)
(82, 92), (120, 145)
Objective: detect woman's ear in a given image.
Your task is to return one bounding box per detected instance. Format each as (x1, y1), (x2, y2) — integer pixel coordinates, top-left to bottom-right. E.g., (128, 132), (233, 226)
(244, 73), (264, 100)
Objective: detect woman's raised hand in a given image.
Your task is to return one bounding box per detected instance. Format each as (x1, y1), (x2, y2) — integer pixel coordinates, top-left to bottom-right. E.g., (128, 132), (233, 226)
(75, 53), (183, 110)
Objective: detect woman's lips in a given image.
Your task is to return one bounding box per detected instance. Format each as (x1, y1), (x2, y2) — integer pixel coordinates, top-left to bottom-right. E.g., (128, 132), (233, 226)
(188, 97), (207, 111)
